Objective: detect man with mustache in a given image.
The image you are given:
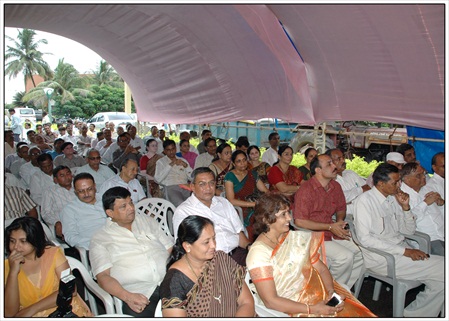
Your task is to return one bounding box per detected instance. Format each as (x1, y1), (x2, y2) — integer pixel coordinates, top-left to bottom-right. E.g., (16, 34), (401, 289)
(293, 154), (364, 290)
(60, 173), (107, 249)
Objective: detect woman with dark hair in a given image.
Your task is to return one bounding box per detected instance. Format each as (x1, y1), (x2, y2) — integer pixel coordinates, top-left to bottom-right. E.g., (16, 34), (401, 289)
(140, 138), (163, 197)
(209, 143), (233, 195)
(4, 217), (92, 317)
(176, 139), (198, 169)
(298, 147), (318, 181)
(267, 145), (304, 202)
(224, 150), (269, 241)
(160, 215), (255, 317)
(247, 145), (271, 187)
(246, 194), (375, 317)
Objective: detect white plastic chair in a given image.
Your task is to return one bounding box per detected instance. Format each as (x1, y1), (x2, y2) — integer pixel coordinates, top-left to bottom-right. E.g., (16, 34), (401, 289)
(67, 257), (115, 316)
(135, 197), (176, 237)
(244, 272), (289, 317)
(348, 217), (426, 317)
(234, 206), (249, 238)
(113, 297), (162, 317)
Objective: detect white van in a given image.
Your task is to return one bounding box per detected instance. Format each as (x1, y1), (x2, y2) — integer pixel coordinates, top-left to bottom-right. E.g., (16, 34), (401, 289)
(14, 107), (37, 124)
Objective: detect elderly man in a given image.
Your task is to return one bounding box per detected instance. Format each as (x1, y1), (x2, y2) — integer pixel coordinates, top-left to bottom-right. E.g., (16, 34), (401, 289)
(326, 148), (370, 214)
(400, 162), (444, 256)
(354, 163), (444, 317)
(54, 142), (87, 169)
(97, 128), (117, 163)
(261, 132), (280, 166)
(4, 130), (16, 158)
(366, 152), (406, 187)
(10, 144), (30, 180)
(60, 173), (107, 249)
(293, 154), (364, 289)
(75, 148), (115, 189)
(8, 108), (23, 142)
(42, 123), (57, 144)
(155, 139), (193, 206)
(194, 137), (217, 169)
(19, 146), (42, 190)
(90, 186), (173, 317)
(127, 125), (145, 151)
(173, 167), (250, 266)
(197, 129), (212, 154)
(29, 153), (56, 206)
(7, 142), (28, 175)
(421, 152), (444, 197)
(99, 158), (146, 205)
(62, 124), (79, 146)
(112, 132), (142, 171)
(41, 165), (77, 240)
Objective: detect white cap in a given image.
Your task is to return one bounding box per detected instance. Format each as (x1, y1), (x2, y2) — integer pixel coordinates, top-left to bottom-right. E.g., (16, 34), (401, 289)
(386, 152), (406, 164)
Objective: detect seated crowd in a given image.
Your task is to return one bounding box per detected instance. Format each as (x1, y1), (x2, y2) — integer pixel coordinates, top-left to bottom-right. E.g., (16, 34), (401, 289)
(4, 120), (445, 318)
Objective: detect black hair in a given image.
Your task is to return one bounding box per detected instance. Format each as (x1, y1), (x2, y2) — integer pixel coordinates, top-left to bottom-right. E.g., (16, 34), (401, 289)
(324, 148), (340, 157)
(304, 147), (317, 158)
(102, 186), (131, 211)
(247, 145), (260, 158)
(53, 165), (71, 177)
(253, 194), (290, 234)
(310, 154), (325, 176)
(373, 163), (399, 186)
(431, 152), (444, 166)
(212, 143), (231, 162)
(204, 137), (216, 148)
(400, 162), (421, 181)
(145, 138), (156, 147)
(37, 153), (53, 164)
(54, 138), (65, 145)
(191, 167), (216, 182)
(8, 108), (15, 113)
(277, 144), (293, 156)
(5, 217), (53, 258)
(268, 132), (279, 140)
(73, 172), (95, 186)
(163, 139), (176, 149)
(60, 142), (74, 151)
(235, 136), (250, 148)
(15, 141), (28, 151)
(396, 143), (414, 156)
(167, 215), (214, 269)
(201, 129), (212, 136)
(231, 149), (247, 163)
(179, 139), (189, 147)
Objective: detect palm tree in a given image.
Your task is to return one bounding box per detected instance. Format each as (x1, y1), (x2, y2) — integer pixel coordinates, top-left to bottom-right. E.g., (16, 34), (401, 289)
(89, 60), (123, 87)
(12, 91), (26, 107)
(5, 28), (53, 88)
(22, 59), (90, 108)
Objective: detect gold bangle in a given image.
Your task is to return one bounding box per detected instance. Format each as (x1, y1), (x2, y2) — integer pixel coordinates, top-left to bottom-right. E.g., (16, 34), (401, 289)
(306, 303), (310, 314)
(329, 225), (332, 230)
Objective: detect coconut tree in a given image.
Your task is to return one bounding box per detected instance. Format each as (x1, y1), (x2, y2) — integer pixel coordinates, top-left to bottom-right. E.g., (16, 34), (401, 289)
(5, 28), (53, 88)
(89, 60), (123, 87)
(22, 59), (90, 108)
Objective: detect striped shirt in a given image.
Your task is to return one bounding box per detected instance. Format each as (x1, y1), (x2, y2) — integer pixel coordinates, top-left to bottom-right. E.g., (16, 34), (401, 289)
(5, 186), (37, 220)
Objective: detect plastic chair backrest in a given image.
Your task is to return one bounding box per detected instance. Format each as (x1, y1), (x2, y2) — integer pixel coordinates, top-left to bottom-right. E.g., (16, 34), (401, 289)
(135, 197), (176, 236)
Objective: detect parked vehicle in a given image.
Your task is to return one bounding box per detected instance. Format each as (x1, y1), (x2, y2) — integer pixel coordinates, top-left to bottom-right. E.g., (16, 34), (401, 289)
(35, 109), (43, 122)
(87, 112), (136, 130)
(14, 107), (37, 124)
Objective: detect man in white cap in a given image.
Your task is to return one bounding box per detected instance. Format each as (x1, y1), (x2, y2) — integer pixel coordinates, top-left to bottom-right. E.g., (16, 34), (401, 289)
(366, 152), (406, 187)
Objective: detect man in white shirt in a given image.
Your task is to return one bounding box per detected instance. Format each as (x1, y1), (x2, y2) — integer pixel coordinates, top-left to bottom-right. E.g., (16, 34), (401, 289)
(60, 172), (107, 249)
(98, 158), (146, 205)
(29, 153), (56, 206)
(173, 167), (251, 266)
(194, 137), (217, 169)
(9, 108), (23, 142)
(62, 124), (79, 147)
(155, 140), (192, 206)
(400, 162), (444, 256)
(354, 163), (444, 317)
(77, 124), (92, 157)
(19, 146), (41, 190)
(41, 165), (77, 241)
(75, 148), (115, 189)
(326, 148), (370, 214)
(90, 186), (173, 317)
(366, 152), (406, 187)
(261, 132), (280, 166)
(127, 125), (145, 151)
(420, 152), (444, 197)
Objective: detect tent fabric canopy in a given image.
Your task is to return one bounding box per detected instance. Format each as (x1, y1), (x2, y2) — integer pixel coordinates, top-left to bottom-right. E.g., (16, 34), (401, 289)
(4, 4), (445, 130)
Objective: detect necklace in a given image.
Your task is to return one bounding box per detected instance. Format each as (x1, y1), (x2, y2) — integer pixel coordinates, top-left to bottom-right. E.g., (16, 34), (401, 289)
(184, 254), (199, 279)
(263, 233), (279, 245)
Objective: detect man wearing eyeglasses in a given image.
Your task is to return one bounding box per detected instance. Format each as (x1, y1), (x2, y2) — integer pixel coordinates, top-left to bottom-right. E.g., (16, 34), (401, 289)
(173, 167), (251, 266)
(60, 172), (107, 249)
(74, 148), (115, 189)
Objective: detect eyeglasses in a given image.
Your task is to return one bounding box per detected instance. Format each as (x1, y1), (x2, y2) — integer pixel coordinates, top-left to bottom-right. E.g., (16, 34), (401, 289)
(194, 181), (216, 188)
(88, 156), (101, 160)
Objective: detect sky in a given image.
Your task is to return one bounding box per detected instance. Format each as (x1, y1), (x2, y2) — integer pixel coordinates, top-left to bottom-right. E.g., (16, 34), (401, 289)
(3, 27), (104, 104)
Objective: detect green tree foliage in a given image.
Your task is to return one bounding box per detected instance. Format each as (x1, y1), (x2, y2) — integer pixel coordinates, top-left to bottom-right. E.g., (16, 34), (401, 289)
(5, 29), (53, 88)
(88, 60), (123, 88)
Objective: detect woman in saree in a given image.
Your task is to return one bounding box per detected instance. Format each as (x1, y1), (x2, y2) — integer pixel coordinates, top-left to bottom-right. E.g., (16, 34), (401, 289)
(298, 147), (317, 181)
(267, 145), (304, 203)
(4, 217), (92, 317)
(176, 139), (198, 169)
(246, 194), (376, 317)
(142, 138), (164, 197)
(209, 143), (233, 196)
(247, 145), (271, 187)
(160, 215), (255, 317)
(224, 150), (269, 241)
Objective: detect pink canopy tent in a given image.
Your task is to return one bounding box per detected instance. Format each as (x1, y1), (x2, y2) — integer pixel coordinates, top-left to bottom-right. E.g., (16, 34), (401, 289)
(4, 4), (445, 130)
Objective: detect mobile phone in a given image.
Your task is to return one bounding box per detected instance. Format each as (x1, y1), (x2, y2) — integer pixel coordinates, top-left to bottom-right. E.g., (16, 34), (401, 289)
(326, 293), (342, 306)
(344, 224), (350, 230)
